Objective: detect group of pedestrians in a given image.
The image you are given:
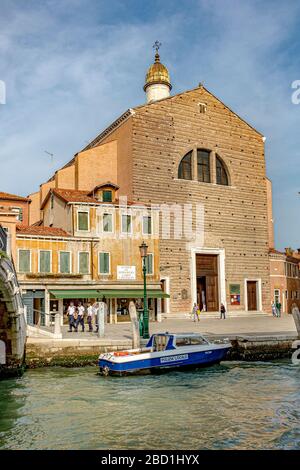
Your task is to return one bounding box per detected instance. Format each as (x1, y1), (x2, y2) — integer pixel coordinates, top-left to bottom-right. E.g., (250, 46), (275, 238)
(271, 300), (282, 317)
(191, 302), (227, 321)
(66, 301), (103, 333)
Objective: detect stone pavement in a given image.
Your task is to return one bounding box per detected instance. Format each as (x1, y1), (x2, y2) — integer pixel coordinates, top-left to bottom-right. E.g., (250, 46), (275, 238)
(60, 314), (297, 341)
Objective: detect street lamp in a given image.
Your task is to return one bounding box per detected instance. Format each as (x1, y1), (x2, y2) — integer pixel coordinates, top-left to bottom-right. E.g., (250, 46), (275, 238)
(139, 241), (149, 339)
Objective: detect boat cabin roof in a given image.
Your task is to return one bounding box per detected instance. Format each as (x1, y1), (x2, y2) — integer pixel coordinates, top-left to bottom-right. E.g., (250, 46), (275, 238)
(146, 332), (210, 351)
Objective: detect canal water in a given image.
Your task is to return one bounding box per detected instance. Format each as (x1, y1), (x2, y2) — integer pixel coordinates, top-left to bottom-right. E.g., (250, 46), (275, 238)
(0, 361), (299, 450)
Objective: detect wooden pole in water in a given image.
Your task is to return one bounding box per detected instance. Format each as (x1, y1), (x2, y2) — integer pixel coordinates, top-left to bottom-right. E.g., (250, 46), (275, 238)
(292, 304), (300, 338)
(129, 301), (140, 349)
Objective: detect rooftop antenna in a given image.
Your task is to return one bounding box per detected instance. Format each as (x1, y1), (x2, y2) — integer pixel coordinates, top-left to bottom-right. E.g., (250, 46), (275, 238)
(44, 150), (54, 165)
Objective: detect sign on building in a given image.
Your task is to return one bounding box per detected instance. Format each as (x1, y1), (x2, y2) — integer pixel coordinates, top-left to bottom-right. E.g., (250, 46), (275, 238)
(230, 284), (241, 305)
(117, 266), (136, 280)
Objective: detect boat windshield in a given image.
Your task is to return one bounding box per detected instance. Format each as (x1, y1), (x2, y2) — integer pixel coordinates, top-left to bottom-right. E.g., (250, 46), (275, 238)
(153, 335), (168, 352)
(175, 336), (208, 347)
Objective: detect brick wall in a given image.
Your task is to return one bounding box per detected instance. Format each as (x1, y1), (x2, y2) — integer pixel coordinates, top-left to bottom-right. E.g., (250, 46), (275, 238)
(131, 86), (271, 313)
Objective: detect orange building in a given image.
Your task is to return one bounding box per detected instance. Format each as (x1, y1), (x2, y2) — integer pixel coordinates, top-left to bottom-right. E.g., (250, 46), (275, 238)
(0, 192), (31, 225)
(13, 184), (163, 325)
(269, 248), (300, 314)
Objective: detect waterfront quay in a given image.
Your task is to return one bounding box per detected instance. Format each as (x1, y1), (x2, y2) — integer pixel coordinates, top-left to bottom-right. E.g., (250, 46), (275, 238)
(26, 315), (298, 367)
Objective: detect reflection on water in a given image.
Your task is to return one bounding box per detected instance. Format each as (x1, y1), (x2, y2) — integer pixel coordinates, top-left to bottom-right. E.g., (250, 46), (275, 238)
(0, 361), (299, 450)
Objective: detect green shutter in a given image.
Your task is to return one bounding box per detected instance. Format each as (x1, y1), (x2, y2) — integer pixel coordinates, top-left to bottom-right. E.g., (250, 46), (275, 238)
(78, 212), (89, 231)
(40, 251), (51, 273)
(79, 252), (89, 274)
(103, 190), (112, 202)
(19, 250), (30, 272)
(99, 253), (110, 274)
(60, 252), (70, 273)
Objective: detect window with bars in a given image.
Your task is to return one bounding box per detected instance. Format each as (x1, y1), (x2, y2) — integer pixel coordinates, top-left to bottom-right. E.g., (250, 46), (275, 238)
(197, 149), (210, 183)
(77, 211), (89, 231)
(18, 250), (30, 272)
(79, 252), (89, 274)
(216, 155), (229, 186)
(103, 213), (113, 232)
(99, 252), (110, 274)
(143, 216), (152, 235)
(39, 250), (51, 273)
(59, 251), (71, 274)
(178, 151), (192, 180)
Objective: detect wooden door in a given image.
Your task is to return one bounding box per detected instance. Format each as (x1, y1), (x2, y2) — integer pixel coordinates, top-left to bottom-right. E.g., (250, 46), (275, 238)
(206, 275), (219, 311)
(247, 281), (257, 311)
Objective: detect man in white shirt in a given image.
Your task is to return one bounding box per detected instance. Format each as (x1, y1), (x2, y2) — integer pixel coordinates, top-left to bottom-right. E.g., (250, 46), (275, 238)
(67, 302), (76, 332)
(87, 303), (94, 332)
(76, 302), (85, 332)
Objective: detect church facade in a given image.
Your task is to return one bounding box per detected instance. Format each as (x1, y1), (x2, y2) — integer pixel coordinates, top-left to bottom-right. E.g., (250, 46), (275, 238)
(28, 48), (273, 315)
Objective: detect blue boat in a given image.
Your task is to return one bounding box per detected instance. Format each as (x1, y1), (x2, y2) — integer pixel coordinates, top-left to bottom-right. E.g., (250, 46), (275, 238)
(98, 333), (231, 376)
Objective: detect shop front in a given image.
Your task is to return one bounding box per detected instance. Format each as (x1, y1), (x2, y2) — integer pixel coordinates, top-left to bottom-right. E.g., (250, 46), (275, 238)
(49, 288), (169, 324)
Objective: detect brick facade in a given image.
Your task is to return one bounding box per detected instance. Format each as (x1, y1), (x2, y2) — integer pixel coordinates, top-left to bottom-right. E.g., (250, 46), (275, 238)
(128, 86), (271, 313)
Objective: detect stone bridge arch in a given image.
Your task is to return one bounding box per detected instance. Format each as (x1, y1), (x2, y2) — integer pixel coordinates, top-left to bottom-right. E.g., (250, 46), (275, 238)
(0, 252), (26, 377)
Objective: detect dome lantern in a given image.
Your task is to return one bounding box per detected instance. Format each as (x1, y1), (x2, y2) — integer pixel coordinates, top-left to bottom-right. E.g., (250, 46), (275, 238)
(144, 42), (172, 103)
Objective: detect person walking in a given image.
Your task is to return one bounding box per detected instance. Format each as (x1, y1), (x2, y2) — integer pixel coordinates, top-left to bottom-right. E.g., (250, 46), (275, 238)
(87, 302), (94, 332)
(276, 300), (282, 318)
(220, 303), (226, 319)
(76, 302), (85, 332)
(67, 302), (76, 332)
(191, 303), (200, 322)
(73, 305), (79, 332)
(271, 302), (277, 317)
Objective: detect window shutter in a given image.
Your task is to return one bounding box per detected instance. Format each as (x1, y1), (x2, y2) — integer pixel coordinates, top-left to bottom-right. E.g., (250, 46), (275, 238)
(143, 216), (152, 235)
(100, 253), (109, 274)
(40, 251), (51, 273)
(103, 190), (112, 202)
(60, 252), (70, 273)
(79, 252), (89, 274)
(19, 250), (30, 272)
(103, 213), (113, 232)
(146, 254), (153, 274)
(78, 212), (89, 231)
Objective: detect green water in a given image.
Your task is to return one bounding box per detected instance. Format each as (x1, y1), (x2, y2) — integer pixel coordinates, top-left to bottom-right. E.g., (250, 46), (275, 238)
(0, 361), (299, 450)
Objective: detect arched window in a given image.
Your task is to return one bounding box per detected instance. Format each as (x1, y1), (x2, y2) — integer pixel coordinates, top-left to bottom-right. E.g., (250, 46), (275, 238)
(216, 155), (229, 186)
(197, 149), (210, 183)
(178, 151), (192, 180)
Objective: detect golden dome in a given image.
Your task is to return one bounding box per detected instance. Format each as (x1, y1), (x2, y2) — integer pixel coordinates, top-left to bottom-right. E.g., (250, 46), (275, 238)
(143, 52), (172, 92)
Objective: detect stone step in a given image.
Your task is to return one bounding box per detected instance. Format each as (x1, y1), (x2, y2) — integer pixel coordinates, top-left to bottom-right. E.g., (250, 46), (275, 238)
(161, 311), (270, 320)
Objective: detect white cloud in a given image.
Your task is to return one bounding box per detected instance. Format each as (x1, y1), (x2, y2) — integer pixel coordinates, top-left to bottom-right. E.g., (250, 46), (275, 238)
(0, 0), (299, 249)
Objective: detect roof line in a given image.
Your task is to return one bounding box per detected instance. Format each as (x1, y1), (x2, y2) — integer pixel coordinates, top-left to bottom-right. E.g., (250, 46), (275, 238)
(80, 109), (134, 152)
(133, 84), (264, 137)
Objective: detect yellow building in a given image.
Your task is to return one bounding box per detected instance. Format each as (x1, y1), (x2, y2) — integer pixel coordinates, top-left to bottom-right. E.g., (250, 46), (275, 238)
(15, 183), (165, 325)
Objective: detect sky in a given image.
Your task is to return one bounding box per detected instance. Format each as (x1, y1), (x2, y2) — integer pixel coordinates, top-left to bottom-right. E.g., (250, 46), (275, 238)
(0, 0), (299, 250)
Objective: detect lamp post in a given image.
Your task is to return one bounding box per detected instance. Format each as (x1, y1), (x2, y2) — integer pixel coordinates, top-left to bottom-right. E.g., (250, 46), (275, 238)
(139, 241), (149, 339)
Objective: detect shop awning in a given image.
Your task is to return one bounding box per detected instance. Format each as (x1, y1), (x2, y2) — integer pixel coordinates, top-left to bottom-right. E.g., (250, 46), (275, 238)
(50, 289), (100, 299)
(97, 289), (170, 299)
(49, 289), (170, 299)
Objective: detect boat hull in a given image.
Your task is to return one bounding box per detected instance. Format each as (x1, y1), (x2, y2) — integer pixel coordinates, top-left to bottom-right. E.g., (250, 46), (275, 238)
(99, 346), (230, 376)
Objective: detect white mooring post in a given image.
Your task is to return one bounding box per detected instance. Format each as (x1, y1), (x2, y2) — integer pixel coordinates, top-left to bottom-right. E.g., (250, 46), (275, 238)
(98, 302), (105, 338)
(129, 301), (140, 349)
(54, 313), (62, 338)
(292, 304), (300, 338)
